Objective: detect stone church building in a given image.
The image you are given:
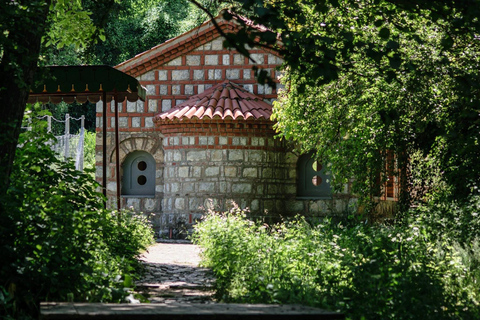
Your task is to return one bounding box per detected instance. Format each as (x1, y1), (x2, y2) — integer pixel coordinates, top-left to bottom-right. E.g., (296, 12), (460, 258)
(95, 15), (356, 235)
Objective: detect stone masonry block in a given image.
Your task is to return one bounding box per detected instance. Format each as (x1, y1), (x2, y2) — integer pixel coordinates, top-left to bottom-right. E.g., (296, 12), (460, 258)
(251, 53), (264, 64)
(186, 55), (201, 66)
(187, 150), (207, 161)
(172, 70), (189, 80)
(223, 54), (230, 65)
(262, 168), (273, 179)
(206, 166), (220, 176)
(192, 166), (202, 177)
(243, 168), (257, 178)
(185, 85), (194, 95)
(137, 100), (145, 112)
(170, 182), (180, 193)
(219, 137), (228, 145)
(189, 198), (202, 211)
(145, 117), (154, 128)
(148, 99), (157, 112)
(127, 101), (136, 112)
(183, 182), (195, 193)
(179, 167), (189, 178)
(248, 151), (264, 162)
(140, 71), (155, 81)
(119, 117), (128, 128)
(225, 167), (237, 177)
(162, 100), (172, 112)
(232, 183), (252, 194)
(160, 85), (168, 95)
(173, 150), (182, 161)
(199, 182), (215, 193)
(172, 85), (181, 95)
(193, 70), (204, 80)
(205, 55), (218, 65)
(144, 198), (158, 211)
(132, 117), (141, 128)
(244, 69), (251, 79)
(166, 57), (182, 66)
(251, 199), (260, 211)
(228, 150), (243, 161)
(158, 70), (168, 80)
(146, 85), (156, 95)
(212, 39), (223, 50)
(226, 69), (240, 80)
(211, 150), (223, 161)
(175, 198), (185, 210)
(233, 54), (244, 65)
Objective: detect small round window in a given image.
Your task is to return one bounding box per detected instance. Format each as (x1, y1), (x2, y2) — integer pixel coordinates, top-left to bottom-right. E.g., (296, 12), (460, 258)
(312, 161), (322, 171)
(137, 175), (147, 185)
(312, 175), (322, 186)
(138, 161), (147, 171)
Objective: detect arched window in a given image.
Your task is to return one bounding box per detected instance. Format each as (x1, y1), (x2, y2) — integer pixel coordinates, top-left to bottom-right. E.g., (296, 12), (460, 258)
(121, 151), (155, 197)
(297, 152), (332, 199)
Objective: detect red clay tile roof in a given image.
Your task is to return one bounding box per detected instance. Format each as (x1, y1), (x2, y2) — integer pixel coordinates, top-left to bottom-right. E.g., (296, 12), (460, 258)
(154, 81), (272, 122)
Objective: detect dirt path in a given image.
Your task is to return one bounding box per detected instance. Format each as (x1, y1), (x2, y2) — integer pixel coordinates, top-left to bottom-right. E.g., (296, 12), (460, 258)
(135, 242), (215, 303)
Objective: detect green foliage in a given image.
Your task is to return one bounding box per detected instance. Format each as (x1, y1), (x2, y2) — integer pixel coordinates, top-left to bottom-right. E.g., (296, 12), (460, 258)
(193, 204), (480, 319)
(0, 126), (153, 318)
(42, 0), (219, 66)
(222, 0), (480, 207)
(83, 130), (97, 177)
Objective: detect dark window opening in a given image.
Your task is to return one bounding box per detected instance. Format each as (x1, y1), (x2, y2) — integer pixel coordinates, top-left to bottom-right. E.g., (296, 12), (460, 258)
(297, 152), (332, 199)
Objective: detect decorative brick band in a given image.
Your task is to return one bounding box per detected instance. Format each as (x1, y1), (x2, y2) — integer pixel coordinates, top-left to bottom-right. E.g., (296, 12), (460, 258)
(157, 119), (277, 136)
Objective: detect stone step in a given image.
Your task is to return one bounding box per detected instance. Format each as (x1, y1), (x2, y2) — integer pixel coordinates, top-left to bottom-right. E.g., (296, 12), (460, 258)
(40, 302), (345, 320)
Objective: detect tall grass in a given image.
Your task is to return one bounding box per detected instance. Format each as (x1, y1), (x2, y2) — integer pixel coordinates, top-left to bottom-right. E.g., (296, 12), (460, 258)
(192, 203), (480, 319)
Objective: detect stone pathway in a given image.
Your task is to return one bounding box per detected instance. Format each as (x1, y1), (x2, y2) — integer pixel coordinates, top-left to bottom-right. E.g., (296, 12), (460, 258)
(135, 241), (215, 303)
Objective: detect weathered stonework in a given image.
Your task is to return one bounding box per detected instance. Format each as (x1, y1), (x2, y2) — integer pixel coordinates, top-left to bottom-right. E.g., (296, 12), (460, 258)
(96, 15), (354, 237)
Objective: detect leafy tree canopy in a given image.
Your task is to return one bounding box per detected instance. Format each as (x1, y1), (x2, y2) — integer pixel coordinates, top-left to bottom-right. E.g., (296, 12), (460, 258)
(218, 0), (480, 207)
(42, 0), (219, 66)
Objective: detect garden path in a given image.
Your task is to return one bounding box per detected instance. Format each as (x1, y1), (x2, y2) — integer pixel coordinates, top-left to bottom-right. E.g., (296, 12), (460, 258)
(135, 241), (216, 303)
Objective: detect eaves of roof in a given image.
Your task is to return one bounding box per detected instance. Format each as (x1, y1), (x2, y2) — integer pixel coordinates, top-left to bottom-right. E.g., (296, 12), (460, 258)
(115, 15), (236, 78)
(153, 80), (272, 124)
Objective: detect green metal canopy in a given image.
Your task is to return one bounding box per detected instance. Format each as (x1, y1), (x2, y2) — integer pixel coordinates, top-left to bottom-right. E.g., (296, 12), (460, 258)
(27, 65), (146, 104)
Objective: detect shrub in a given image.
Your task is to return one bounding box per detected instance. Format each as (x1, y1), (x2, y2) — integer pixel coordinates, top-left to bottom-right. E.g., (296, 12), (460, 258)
(0, 130), (154, 318)
(193, 205), (480, 319)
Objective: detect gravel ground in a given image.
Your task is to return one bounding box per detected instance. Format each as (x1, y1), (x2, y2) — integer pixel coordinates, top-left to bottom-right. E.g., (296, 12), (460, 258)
(135, 242), (215, 303)
(140, 242), (203, 266)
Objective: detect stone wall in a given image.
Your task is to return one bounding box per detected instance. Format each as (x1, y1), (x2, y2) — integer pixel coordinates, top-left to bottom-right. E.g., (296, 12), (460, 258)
(95, 30), (359, 236)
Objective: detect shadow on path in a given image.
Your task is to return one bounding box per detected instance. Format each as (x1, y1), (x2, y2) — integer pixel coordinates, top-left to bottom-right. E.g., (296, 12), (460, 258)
(135, 261), (215, 303)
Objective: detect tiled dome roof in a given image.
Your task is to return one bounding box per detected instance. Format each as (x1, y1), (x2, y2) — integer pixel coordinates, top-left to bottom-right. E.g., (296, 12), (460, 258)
(154, 81), (272, 122)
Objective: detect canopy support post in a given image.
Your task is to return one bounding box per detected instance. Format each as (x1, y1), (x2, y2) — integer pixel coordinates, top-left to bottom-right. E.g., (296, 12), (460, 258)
(102, 91), (107, 209)
(114, 93), (121, 211)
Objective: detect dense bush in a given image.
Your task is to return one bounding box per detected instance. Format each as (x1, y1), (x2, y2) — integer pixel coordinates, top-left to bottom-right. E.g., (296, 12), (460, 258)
(193, 204), (480, 319)
(0, 129), (154, 319)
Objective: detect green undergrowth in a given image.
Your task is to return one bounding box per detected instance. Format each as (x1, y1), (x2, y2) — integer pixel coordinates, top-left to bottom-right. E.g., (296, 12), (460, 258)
(192, 203), (480, 320)
(0, 130), (154, 319)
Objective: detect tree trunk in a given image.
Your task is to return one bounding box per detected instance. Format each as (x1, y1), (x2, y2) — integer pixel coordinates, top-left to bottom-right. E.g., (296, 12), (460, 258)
(0, 3), (50, 199)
